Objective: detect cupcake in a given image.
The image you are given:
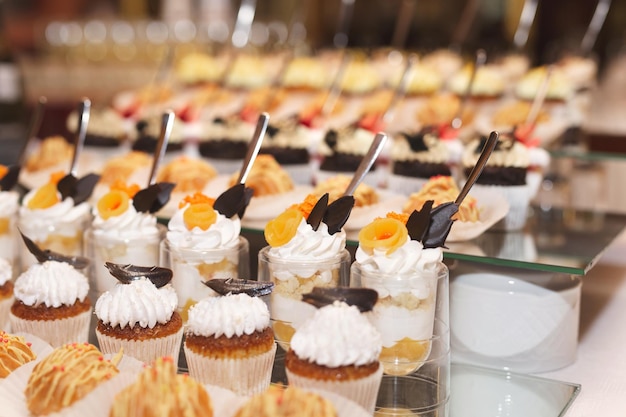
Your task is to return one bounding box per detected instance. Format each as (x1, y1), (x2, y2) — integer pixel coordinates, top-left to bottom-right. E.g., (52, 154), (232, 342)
(132, 114), (186, 154)
(234, 385), (338, 417)
(110, 356), (212, 417)
(462, 134), (530, 230)
(9, 237), (91, 347)
(0, 258), (14, 330)
(312, 175), (379, 208)
(388, 129), (453, 194)
(184, 279), (276, 396)
(94, 264), (183, 365)
(260, 116), (318, 184)
(285, 297), (383, 414)
(88, 180), (170, 295)
(0, 165), (20, 271)
(18, 171), (96, 271)
(259, 194), (352, 347)
(67, 107), (130, 151)
(0, 330), (36, 378)
(162, 192), (250, 318)
(448, 64), (506, 100)
(198, 115), (256, 174)
(25, 342), (120, 416)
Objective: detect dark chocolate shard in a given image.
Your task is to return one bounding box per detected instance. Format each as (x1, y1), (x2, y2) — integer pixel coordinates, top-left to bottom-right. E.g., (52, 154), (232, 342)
(302, 287), (378, 313)
(402, 130), (429, 152)
(406, 200), (434, 243)
(423, 202), (458, 249)
(20, 232), (89, 269)
(266, 124), (280, 138)
(203, 278), (274, 297)
(56, 174), (78, 201)
(0, 165), (20, 191)
(306, 193), (329, 231)
(322, 195), (354, 235)
(213, 183), (254, 219)
(72, 173), (101, 205)
(323, 129), (339, 151)
(132, 182), (175, 213)
(105, 262), (172, 288)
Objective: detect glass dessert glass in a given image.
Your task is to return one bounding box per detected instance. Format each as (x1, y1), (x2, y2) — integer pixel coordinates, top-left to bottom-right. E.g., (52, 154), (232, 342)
(0, 204), (19, 276)
(84, 224), (166, 300)
(257, 246), (350, 349)
(351, 261), (450, 416)
(160, 236), (250, 320)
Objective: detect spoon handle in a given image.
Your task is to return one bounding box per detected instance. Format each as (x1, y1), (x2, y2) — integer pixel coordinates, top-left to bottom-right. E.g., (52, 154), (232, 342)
(581, 0), (611, 55)
(382, 54), (416, 125)
(513, 0), (539, 50)
(238, 112), (270, 184)
(17, 96), (46, 166)
(334, 0), (355, 48)
(321, 51), (351, 117)
(147, 110), (174, 187)
(456, 131), (499, 205)
(525, 65), (553, 127)
(70, 98), (91, 177)
(451, 49), (486, 130)
(343, 132), (387, 196)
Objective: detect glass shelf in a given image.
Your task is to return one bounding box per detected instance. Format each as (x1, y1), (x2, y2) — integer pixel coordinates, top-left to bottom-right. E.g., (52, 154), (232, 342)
(450, 364), (580, 417)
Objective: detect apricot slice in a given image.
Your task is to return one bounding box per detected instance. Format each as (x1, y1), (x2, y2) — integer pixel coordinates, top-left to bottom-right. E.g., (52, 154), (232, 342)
(27, 183), (60, 209)
(264, 208), (303, 247)
(358, 217), (408, 255)
(183, 203), (217, 231)
(97, 190), (129, 219)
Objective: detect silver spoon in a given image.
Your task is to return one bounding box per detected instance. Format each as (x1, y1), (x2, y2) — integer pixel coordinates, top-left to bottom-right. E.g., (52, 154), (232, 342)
(343, 132), (388, 196)
(456, 130), (499, 205)
(513, 0), (539, 51)
(581, 0), (612, 55)
(57, 98), (90, 200)
(451, 49), (487, 130)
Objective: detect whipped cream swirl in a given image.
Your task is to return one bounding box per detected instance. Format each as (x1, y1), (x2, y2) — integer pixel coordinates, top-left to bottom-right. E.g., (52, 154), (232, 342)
(20, 190), (90, 241)
(95, 277), (177, 329)
(0, 191), (19, 218)
(166, 204), (240, 251)
(291, 301), (381, 367)
(319, 127), (375, 156)
(14, 261), (89, 307)
(462, 138), (529, 169)
(356, 239), (442, 276)
(0, 258), (12, 286)
(268, 219), (346, 262)
(187, 293), (270, 338)
(92, 202), (160, 240)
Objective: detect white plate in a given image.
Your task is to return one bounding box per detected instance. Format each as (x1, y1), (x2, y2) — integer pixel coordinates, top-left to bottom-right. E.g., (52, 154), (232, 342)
(446, 188), (510, 242)
(344, 190), (406, 231)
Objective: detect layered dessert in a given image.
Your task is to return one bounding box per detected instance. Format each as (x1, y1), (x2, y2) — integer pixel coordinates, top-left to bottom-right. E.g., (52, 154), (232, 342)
(25, 343), (120, 416)
(95, 264), (183, 365)
(286, 299), (383, 414)
(18, 171), (91, 270)
(184, 289), (276, 395)
(163, 192), (248, 318)
(88, 180), (167, 295)
(260, 195), (351, 347)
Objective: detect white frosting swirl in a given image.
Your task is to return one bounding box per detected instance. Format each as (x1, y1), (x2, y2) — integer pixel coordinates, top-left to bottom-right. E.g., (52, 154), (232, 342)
(462, 138), (529, 169)
(263, 119), (314, 150)
(95, 278), (177, 329)
(93, 201), (160, 240)
(0, 258), (12, 286)
(318, 127), (375, 156)
(268, 219), (346, 262)
(355, 239), (443, 276)
(187, 293), (270, 338)
(14, 261), (89, 307)
(166, 203), (240, 251)
(291, 301), (381, 367)
(391, 133), (449, 164)
(0, 191), (19, 217)
(203, 117), (255, 143)
(20, 189), (90, 241)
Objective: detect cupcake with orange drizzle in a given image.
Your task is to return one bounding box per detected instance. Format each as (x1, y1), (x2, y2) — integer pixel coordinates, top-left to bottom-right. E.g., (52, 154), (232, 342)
(18, 171), (94, 271)
(88, 179), (171, 296)
(351, 208), (450, 375)
(0, 330), (36, 378)
(161, 192), (249, 319)
(259, 193), (352, 347)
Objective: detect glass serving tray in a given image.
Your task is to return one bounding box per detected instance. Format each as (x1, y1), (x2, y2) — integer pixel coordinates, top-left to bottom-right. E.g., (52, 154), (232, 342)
(449, 364), (580, 417)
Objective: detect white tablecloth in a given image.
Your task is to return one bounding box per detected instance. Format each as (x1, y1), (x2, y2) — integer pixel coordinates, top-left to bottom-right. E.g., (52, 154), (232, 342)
(541, 229), (626, 416)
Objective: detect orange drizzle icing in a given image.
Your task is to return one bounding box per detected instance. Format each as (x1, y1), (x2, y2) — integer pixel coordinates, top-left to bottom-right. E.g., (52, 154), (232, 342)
(25, 343), (120, 416)
(0, 331), (36, 378)
(234, 385), (337, 417)
(110, 357), (212, 417)
(403, 176), (479, 222)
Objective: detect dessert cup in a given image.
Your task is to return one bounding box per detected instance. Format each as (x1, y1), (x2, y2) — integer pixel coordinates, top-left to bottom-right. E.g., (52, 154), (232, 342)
(160, 236), (250, 318)
(351, 261), (450, 415)
(258, 246), (350, 349)
(17, 213), (89, 272)
(85, 224), (166, 299)
(0, 191), (19, 276)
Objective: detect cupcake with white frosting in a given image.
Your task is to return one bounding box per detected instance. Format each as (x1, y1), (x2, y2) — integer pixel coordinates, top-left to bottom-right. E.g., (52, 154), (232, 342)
(94, 265), (183, 366)
(285, 299), (383, 414)
(9, 258), (91, 347)
(184, 286), (276, 396)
